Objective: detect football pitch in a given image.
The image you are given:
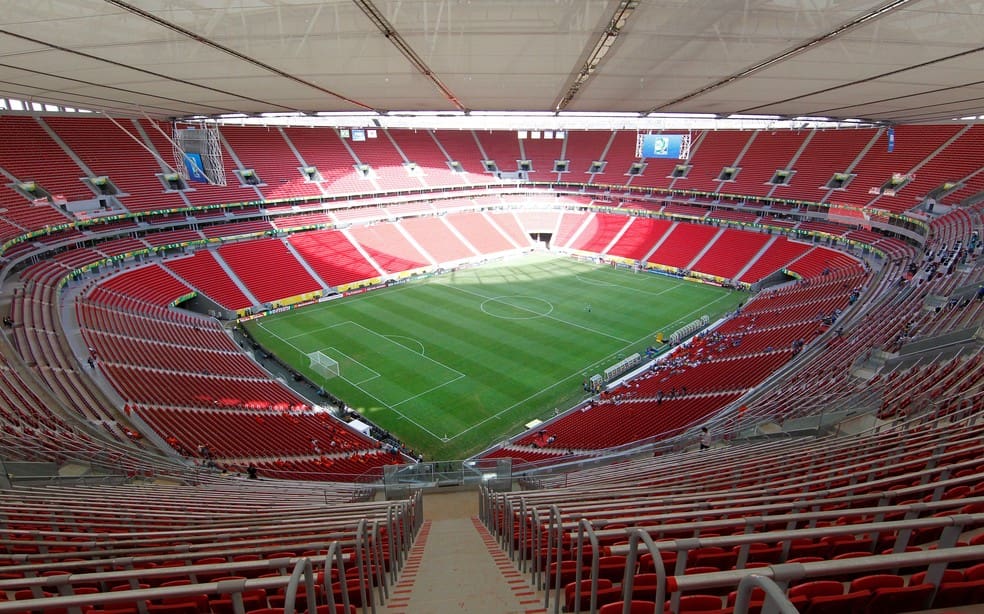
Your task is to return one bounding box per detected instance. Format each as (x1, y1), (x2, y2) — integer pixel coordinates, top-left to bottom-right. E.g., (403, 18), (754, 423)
(245, 254), (746, 460)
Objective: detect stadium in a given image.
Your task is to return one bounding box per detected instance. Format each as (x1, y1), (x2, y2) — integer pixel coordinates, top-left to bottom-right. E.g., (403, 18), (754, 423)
(0, 1), (982, 612)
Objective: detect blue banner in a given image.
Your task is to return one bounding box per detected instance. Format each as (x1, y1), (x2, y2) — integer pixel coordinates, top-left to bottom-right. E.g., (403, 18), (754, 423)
(887, 127), (895, 152)
(183, 152), (209, 183)
(640, 134), (684, 159)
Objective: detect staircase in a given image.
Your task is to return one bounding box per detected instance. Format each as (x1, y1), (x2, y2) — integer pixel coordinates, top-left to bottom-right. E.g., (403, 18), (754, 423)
(381, 491), (545, 613)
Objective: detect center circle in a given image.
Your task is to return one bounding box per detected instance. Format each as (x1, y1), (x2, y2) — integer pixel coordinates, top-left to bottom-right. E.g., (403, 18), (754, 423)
(480, 296), (554, 320)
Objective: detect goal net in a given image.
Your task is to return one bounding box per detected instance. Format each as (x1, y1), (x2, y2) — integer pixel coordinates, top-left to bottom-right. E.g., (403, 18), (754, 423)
(308, 351), (340, 379)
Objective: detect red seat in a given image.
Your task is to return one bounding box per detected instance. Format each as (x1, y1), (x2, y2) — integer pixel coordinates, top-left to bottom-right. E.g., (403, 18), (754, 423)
(632, 573), (660, 601)
(593, 586), (627, 611)
(908, 568), (963, 585)
(564, 578), (613, 612)
(599, 600), (659, 614)
(864, 583), (934, 613)
(745, 543), (783, 565)
(931, 578), (984, 609)
(802, 589), (871, 614)
(691, 547), (736, 571)
(639, 551), (677, 574)
(549, 560), (588, 589)
(331, 578), (372, 608)
(788, 580), (843, 600)
(210, 588), (268, 614)
(787, 538), (829, 559)
(726, 587), (764, 614)
(850, 574), (904, 592)
(146, 603), (202, 614)
(598, 555), (629, 583)
(671, 594), (724, 612)
(967, 562), (984, 580)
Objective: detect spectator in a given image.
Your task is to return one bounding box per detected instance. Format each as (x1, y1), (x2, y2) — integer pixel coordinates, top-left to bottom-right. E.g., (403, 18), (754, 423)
(699, 427), (711, 451)
(247, 463), (258, 479)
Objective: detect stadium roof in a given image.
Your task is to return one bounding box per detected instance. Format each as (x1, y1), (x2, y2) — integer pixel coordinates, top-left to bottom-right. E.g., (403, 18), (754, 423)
(1, 0), (983, 125)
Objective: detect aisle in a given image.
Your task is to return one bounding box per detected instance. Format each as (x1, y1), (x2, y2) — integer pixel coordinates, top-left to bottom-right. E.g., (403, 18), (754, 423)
(382, 491), (545, 614)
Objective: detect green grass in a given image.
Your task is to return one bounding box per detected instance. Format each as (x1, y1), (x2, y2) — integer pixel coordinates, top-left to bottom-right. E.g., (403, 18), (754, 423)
(245, 254), (745, 459)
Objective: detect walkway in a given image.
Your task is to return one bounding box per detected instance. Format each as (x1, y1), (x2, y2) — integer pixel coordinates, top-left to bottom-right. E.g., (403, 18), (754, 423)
(382, 491), (545, 614)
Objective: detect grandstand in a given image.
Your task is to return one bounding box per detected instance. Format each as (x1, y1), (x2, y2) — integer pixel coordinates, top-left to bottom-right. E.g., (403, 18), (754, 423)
(0, 1), (983, 613)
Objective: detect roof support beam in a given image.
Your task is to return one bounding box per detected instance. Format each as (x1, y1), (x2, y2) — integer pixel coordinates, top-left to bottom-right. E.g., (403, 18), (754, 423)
(554, 0), (640, 113)
(103, 0), (375, 112)
(644, 0), (919, 115)
(352, 0), (467, 112)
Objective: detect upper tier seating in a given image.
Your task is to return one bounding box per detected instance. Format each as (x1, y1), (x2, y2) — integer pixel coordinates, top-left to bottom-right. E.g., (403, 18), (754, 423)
(430, 130), (490, 182)
(519, 132), (566, 182)
(474, 131), (523, 175)
(725, 130), (810, 198)
(346, 129), (423, 192)
(563, 130), (613, 180)
(592, 131), (639, 185)
(678, 130), (755, 193)
(220, 125), (323, 200)
(388, 128), (468, 188)
(833, 124), (963, 211)
(0, 116), (94, 204)
(900, 125), (984, 206)
(282, 127), (367, 195)
(44, 116), (186, 213)
(778, 129), (877, 202)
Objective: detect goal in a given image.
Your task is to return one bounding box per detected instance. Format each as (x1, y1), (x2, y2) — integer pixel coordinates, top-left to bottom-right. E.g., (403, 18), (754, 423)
(308, 350), (340, 379)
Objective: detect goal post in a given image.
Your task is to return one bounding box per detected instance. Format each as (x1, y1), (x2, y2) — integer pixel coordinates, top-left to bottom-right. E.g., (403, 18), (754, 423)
(308, 350), (340, 379)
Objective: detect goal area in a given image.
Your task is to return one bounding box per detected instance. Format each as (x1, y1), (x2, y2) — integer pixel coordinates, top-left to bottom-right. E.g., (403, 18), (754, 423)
(308, 350), (339, 379)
